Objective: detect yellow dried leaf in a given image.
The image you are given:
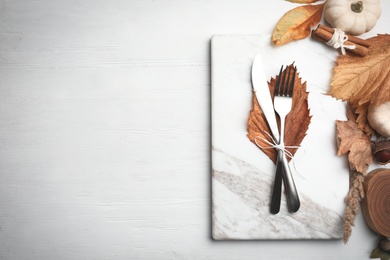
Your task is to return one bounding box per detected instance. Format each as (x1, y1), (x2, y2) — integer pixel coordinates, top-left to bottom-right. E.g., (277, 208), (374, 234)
(272, 3), (324, 46)
(329, 34), (390, 106)
(287, 0), (319, 3)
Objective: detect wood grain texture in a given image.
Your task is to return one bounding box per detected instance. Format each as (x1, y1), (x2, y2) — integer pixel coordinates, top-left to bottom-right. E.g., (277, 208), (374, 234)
(0, 0), (389, 259)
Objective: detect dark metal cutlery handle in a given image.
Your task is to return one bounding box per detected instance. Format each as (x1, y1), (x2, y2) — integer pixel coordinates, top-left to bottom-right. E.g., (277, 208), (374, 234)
(282, 155), (300, 212)
(270, 150), (300, 214)
(270, 150), (284, 214)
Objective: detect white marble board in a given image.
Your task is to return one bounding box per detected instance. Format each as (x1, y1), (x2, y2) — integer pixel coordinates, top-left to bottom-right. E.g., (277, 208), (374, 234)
(211, 35), (351, 240)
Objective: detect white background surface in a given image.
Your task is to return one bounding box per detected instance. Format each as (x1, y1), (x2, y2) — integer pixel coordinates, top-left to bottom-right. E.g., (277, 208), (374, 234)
(0, 0), (388, 259)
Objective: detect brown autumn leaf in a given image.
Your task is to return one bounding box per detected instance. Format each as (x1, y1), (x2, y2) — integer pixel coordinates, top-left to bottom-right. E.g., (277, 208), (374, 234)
(272, 3), (324, 46)
(336, 104), (373, 174)
(247, 64), (311, 164)
(355, 103), (374, 137)
(328, 34), (390, 107)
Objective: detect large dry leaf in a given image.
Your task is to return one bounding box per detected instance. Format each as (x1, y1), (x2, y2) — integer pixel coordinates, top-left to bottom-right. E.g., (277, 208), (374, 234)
(329, 34), (390, 107)
(336, 104), (373, 174)
(272, 3), (324, 46)
(247, 64), (311, 164)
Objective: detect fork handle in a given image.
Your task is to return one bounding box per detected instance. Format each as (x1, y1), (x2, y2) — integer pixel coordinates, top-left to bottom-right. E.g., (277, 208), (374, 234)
(270, 150), (300, 214)
(282, 153), (300, 212)
(270, 150), (284, 214)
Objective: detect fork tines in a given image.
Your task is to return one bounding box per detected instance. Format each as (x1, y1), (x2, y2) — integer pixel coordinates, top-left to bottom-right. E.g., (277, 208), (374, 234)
(274, 64), (297, 97)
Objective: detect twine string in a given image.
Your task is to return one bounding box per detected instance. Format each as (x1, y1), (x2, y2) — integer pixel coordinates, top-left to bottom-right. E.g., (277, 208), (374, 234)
(254, 132), (299, 159)
(326, 28), (356, 55)
(254, 131), (306, 179)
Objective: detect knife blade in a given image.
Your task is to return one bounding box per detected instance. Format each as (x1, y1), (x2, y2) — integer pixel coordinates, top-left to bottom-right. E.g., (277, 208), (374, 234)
(251, 55), (300, 214)
(251, 55), (280, 143)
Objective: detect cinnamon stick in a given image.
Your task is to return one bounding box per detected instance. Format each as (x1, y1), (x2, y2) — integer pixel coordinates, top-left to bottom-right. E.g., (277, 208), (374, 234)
(311, 24), (370, 56)
(318, 24), (370, 48)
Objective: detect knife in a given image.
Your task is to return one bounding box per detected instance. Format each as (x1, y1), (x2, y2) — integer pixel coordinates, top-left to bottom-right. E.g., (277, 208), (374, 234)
(251, 55), (300, 214)
(251, 56), (279, 143)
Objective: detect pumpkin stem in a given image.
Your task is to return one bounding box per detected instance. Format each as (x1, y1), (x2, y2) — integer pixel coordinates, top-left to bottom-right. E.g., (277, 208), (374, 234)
(351, 1), (363, 13)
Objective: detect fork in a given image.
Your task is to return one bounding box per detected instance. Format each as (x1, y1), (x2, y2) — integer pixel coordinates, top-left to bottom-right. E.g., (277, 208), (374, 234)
(270, 65), (300, 214)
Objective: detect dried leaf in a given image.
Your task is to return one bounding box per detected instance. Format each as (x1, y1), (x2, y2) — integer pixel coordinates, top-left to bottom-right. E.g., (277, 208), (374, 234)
(272, 3), (324, 46)
(247, 64), (311, 163)
(336, 104), (373, 174)
(355, 103), (375, 137)
(371, 239), (390, 260)
(328, 34), (390, 106)
(287, 0), (319, 3)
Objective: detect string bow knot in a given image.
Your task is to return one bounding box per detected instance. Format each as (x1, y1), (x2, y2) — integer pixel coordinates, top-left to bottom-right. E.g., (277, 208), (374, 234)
(326, 28), (356, 55)
(254, 131), (306, 179)
(254, 131), (299, 160)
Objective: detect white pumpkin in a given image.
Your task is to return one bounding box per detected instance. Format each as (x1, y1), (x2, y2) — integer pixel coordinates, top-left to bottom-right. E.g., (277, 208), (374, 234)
(367, 102), (390, 138)
(324, 0), (381, 36)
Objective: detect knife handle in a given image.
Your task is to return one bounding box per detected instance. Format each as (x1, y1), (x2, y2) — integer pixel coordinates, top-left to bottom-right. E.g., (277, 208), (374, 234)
(270, 150), (284, 214)
(282, 154), (300, 213)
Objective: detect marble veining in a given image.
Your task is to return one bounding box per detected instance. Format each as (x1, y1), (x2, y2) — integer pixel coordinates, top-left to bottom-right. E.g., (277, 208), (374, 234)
(212, 149), (343, 240)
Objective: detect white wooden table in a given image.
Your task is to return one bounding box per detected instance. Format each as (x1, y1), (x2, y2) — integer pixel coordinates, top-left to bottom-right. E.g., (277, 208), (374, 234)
(0, 1), (388, 259)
